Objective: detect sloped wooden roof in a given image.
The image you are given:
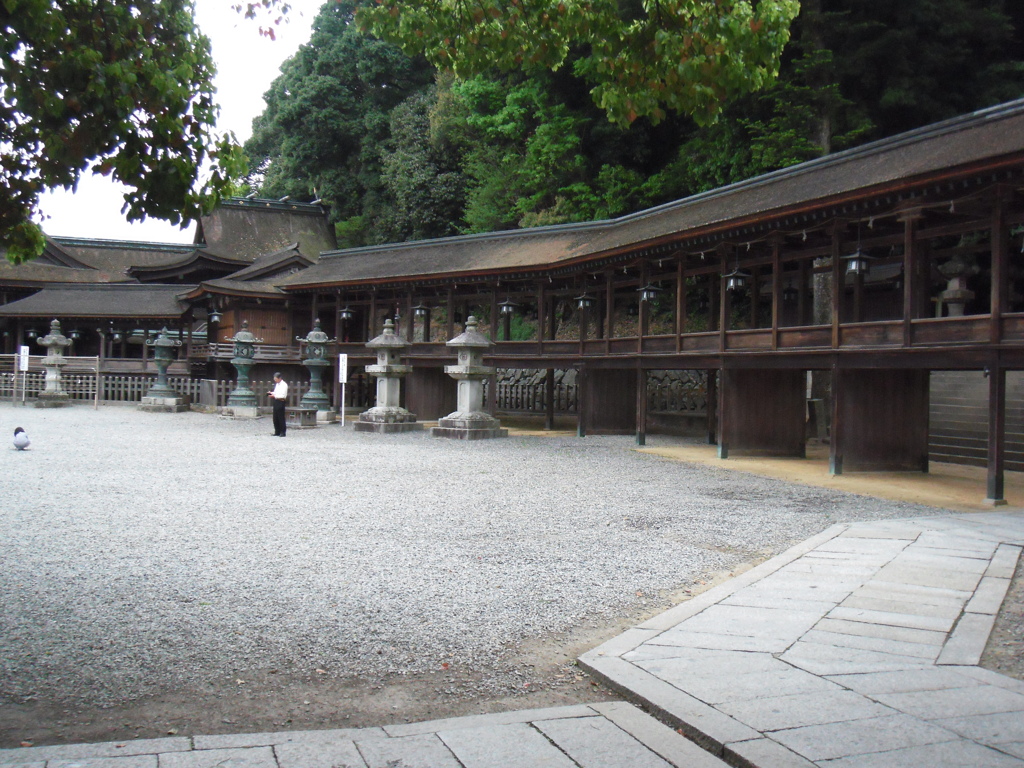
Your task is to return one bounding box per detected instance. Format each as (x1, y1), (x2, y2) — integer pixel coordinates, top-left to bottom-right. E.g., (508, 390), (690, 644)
(195, 199), (337, 262)
(180, 245), (314, 300)
(126, 248), (250, 282)
(0, 284), (192, 318)
(282, 98), (1024, 290)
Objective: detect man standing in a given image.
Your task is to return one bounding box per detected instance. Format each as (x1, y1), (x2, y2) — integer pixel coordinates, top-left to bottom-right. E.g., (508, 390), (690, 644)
(268, 372), (288, 437)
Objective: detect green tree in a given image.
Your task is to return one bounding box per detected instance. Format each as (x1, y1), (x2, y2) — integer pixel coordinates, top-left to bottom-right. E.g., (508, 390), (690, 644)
(1, 0), (245, 263)
(357, 0), (801, 127)
(244, 0), (434, 245)
(375, 86), (469, 242)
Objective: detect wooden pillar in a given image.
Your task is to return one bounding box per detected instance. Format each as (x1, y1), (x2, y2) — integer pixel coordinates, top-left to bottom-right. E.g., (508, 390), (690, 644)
(718, 247), (729, 348)
(636, 366), (647, 446)
(901, 209), (922, 346)
(830, 225), (842, 348)
(368, 293), (378, 338)
(676, 260), (686, 352)
(991, 188), (1009, 343)
(853, 269), (865, 322)
(750, 266), (760, 328)
(706, 368), (718, 446)
(798, 259), (810, 326)
(829, 363), (842, 474)
(986, 360), (1008, 505)
(605, 271), (614, 353)
(771, 239), (780, 348)
(490, 289), (499, 341)
(545, 368), (555, 431)
(536, 282), (546, 355)
(576, 365), (587, 437)
(446, 286), (455, 341)
(405, 292), (414, 342)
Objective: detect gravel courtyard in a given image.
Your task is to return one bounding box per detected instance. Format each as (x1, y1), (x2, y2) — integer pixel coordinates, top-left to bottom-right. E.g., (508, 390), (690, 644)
(0, 404), (943, 746)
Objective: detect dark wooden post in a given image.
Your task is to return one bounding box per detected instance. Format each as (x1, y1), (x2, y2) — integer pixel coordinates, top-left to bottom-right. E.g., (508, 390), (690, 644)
(718, 247), (729, 349)
(829, 362), (843, 475)
(490, 289), (499, 341)
(706, 368), (718, 446)
(831, 225), (842, 348)
(638, 261), (649, 354)
(545, 368), (555, 430)
(771, 238), (781, 349)
(636, 365), (647, 445)
(576, 364), (587, 437)
(986, 359), (1008, 505)
(536, 282), (546, 355)
(991, 187), (1009, 343)
(750, 266), (760, 328)
(368, 293), (378, 339)
(605, 270), (614, 353)
(798, 259), (810, 326)
(676, 259), (686, 352)
(901, 209), (922, 346)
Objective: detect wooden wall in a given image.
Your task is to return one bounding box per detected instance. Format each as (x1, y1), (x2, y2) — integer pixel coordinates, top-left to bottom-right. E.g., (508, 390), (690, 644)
(834, 368), (930, 472)
(720, 368), (806, 457)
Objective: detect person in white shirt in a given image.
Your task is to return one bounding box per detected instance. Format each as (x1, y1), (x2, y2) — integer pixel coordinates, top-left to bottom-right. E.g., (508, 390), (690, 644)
(268, 372), (288, 437)
(13, 427), (29, 450)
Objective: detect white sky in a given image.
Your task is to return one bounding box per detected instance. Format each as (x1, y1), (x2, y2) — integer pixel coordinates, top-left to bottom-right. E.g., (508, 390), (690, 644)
(35, 0), (325, 244)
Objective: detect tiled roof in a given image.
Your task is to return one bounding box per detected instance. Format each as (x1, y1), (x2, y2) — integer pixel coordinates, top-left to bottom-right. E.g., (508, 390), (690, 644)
(0, 284), (192, 317)
(282, 98), (1024, 290)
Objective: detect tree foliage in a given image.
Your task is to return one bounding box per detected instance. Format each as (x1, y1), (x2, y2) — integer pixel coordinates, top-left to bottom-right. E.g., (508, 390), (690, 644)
(248, 0), (1024, 246)
(357, 0), (800, 126)
(1, 0), (245, 263)
(244, 0), (434, 246)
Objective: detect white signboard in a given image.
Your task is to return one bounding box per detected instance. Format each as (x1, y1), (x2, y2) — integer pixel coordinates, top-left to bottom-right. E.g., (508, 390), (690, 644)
(338, 353), (349, 383)
(17, 345), (29, 371)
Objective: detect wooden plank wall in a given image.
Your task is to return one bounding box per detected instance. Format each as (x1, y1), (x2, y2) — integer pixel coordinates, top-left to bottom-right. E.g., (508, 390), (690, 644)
(930, 371), (1024, 471)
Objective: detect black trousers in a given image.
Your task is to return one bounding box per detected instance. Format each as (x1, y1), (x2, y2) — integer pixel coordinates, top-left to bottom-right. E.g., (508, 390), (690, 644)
(272, 398), (287, 435)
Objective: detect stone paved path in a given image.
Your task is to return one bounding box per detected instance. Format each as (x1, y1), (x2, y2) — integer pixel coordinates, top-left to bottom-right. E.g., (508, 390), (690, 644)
(581, 511), (1024, 767)
(0, 703), (726, 767)
(3, 512), (1021, 768)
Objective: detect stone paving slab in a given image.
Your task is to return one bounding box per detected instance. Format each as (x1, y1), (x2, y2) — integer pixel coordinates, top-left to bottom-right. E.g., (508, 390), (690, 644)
(580, 512), (1024, 767)
(0, 705), (729, 768)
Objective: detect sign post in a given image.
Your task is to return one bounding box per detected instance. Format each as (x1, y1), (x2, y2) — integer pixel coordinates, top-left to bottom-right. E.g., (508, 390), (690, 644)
(17, 345), (29, 404)
(338, 353), (348, 426)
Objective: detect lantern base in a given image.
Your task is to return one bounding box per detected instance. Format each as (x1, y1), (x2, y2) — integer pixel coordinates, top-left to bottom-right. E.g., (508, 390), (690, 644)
(34, 392), (71, 408)
(353, 420), (425, 434)
(431, 412), (508, 440)
(139, 395), (188, 413)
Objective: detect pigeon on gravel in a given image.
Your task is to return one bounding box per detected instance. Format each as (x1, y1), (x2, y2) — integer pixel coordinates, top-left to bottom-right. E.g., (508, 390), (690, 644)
(13, 427), (30, 450)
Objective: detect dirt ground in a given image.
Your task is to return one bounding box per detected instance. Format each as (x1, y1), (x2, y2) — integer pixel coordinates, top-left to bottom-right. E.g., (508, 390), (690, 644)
(3, 440), (1021, 749)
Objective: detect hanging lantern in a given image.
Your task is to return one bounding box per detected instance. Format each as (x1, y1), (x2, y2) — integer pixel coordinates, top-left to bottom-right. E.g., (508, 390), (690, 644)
(725, 269), (750, 292)
(844, 249), (870, 275)
(338, 306), (354, 321)
(638, 283), (662, 303)
(413, 303), (430, 318)
(782, 283), (799, 304)
(575, 293), (596, 310)
(499, 298), (518, 316)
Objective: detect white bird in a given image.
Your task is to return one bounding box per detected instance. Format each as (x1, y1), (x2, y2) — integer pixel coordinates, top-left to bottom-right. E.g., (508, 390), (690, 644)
(13, 427), (29, 450)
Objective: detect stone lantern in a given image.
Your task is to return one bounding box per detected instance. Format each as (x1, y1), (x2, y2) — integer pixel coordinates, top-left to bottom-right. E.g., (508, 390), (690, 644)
(297, 318), (336, 420)
(226, 320), (263, 414)
(936, 251), (978, 317)
(141, 328), (186, 412)
(354, 319), (423, 433)
(35, 318), (72, 408)
(431, 316), (507, 440)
